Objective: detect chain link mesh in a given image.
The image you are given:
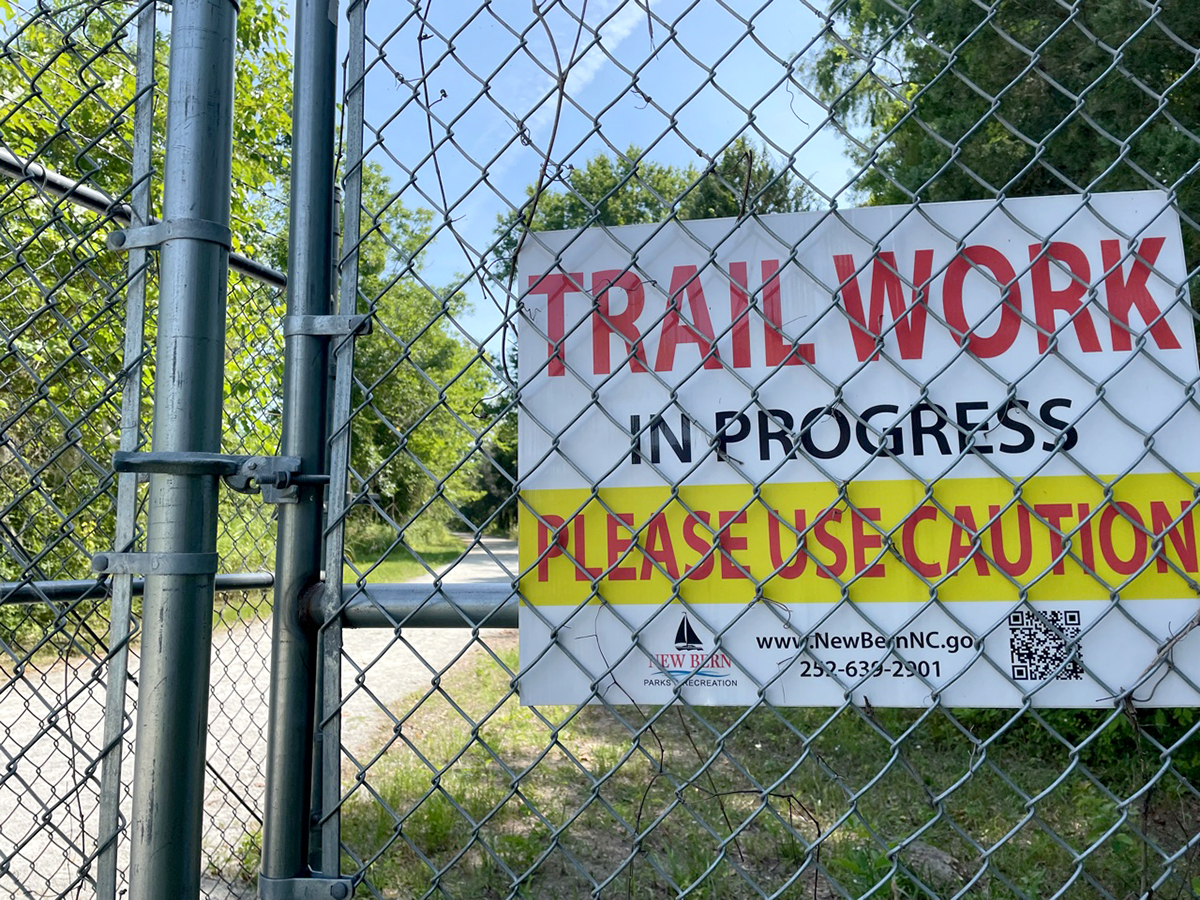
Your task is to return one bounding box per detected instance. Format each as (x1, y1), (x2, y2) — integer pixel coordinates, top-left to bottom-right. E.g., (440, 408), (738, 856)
(5, 0), (1200, 897)
(1, 2), (283, 896)
(328, 2), (1200, 898)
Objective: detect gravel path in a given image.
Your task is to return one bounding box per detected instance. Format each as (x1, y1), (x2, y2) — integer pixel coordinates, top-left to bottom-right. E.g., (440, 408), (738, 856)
(0, 648), (113, 900)
(0, 535), (518, 899)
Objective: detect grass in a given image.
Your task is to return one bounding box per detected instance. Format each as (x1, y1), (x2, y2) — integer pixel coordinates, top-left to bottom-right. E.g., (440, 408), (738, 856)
(196, 521), (1200, 897)
(212, 587), (273, 629)
(338, 646), (1200, 899)
(209, 523), (469, 629)
(343, 531), (467, 585)
(0, 584), (271, 663)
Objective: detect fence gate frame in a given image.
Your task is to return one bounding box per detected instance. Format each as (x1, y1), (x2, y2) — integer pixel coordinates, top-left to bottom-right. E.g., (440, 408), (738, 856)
(98, 0), (241, 897)
(259, 0), (349, 897)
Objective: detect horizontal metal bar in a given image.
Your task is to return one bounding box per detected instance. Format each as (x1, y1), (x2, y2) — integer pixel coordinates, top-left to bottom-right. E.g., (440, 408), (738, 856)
(0, 572), (275, 604)
(338, 583), (518, 629)
(0, 147), (287, 290)
(114, 449), (248, 476)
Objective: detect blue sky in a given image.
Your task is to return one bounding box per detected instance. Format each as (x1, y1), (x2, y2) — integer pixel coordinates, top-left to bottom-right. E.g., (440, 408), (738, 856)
(335, 0), (856, 347)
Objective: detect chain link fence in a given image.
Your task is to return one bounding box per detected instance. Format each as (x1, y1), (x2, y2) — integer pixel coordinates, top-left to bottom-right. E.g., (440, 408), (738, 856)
(1, 2), (285, 896)
(4, 0), (1200, 898)
(326, 2), (1200, 899)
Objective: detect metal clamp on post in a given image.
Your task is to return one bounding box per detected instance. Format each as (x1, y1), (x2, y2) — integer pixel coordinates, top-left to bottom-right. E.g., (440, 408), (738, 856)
(113, 450), (245, 477)
(91, 551), (219, 576)
(112, 450), (320, 504)
(282, 314), (372, 338)
(258, 873), (353, 900)
(106, 217), (233, 252)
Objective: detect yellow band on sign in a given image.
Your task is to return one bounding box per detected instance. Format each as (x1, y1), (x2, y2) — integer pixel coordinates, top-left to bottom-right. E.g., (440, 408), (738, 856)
(518, 473), (1200, 606)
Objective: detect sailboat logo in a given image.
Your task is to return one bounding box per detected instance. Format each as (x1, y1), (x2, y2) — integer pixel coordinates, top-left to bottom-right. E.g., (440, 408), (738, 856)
(646, 610), (736, 684)
(675, 614), (704, 651)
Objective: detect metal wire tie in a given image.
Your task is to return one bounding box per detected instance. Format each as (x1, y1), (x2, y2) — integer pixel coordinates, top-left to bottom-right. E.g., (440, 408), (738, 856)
(106, 217), (233, 252)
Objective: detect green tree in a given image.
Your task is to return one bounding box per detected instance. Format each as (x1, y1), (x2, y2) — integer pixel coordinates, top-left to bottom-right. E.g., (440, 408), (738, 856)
(680, 137), (814, 221)
(1, 1), (497, 586)
(810, 0), (1200, 774)
(494, 139), (814, 272)
(345, 162), (495, 539)
(1, 0), (295, 586)
(457, 346), (518, 535)
(810, 0), (1200, 258)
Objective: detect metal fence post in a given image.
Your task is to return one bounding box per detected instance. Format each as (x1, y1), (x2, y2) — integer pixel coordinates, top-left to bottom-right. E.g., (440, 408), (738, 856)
(125, 0), (237, 897)
(96, 3), (157, 897)
(319, 0), (368, 871)
(261, 0), (340, 889)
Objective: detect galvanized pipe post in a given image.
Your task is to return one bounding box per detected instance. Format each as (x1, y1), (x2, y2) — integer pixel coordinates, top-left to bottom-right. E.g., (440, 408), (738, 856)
(126, 0), (237, 897)
(261, 0), (339, 888)
(96, 3), (156, 896)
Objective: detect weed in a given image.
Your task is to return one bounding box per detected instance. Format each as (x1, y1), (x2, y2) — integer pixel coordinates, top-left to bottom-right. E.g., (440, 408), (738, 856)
(336, 647), (1200, 899)
(207, 827), (262, 886)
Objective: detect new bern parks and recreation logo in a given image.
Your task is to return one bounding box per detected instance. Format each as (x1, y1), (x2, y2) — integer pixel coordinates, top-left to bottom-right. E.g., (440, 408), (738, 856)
(644, 611), (739, 688)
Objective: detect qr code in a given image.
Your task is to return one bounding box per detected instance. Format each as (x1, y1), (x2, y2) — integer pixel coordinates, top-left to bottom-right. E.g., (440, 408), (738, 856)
(1008, 610), (1083, 681)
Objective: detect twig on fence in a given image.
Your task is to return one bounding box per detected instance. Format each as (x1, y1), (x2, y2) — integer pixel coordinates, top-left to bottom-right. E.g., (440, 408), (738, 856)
(492, 1), (588, 387)
(739, 147), (753, 218)
(1102, 607), (1200, 704)
(587, 636), (676, 899)
(686, 783), (823, 900)
(416, 1), (505, 328)
(637, 0), (654, 45)
(628, 712), (667, 900)
(676, 707), (744, 862)
(1120, 697), (1153, 899)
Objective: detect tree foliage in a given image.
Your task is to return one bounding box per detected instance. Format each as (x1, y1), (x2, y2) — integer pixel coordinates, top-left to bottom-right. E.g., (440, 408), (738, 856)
(811, 0), (1200, 751)
(810, 0), (1200, 258)
(347, 163), (494, 533)
(494, 138), (814, 272)
(1, 1), (497, 588)
(0, 1), (297, 653)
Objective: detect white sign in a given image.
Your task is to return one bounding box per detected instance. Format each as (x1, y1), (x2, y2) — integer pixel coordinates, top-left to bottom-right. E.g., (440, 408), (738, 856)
(517, 192), (1200, 707)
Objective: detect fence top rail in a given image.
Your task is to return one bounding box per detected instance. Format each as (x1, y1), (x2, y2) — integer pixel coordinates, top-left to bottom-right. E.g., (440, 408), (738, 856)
(0, 572), (276, 604)
(0, 147), (288, 290)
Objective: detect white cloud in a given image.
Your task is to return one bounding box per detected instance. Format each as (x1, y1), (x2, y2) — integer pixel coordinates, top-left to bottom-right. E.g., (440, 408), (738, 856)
(525, 1), (651, 133)
(563, 2), (647, 96)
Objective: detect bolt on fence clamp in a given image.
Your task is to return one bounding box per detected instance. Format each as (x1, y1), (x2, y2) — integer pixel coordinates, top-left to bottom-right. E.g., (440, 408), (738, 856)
(111, 450), (321, 504)
(220, 455), (307, 503)
(91, 551), (220, 576)
(258, 874), (353, 900)
(106, 217), (233, 252)
(282, 314), (372, 337)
